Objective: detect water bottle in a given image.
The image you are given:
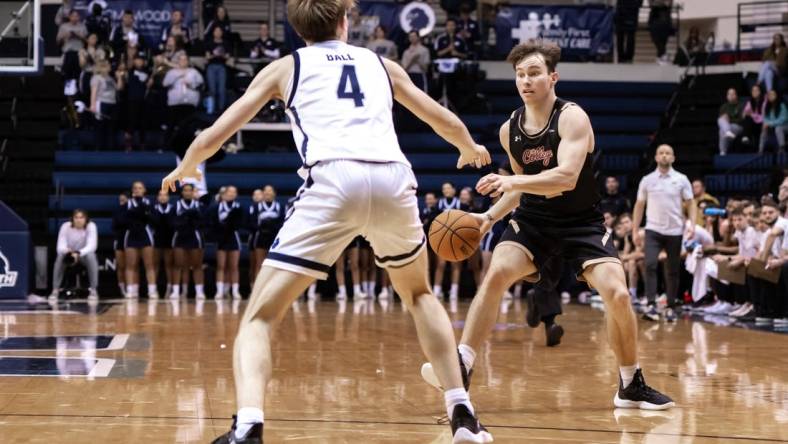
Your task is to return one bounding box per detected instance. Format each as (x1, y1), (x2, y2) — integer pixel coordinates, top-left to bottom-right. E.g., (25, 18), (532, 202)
(704, 207), (726, 217)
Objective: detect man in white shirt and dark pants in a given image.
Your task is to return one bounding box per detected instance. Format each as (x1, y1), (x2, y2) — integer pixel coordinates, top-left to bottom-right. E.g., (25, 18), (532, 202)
(632, 145), (697, 322)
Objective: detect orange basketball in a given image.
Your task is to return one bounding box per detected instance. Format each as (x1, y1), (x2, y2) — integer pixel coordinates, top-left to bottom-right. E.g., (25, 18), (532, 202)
(428, 210), (482, 262)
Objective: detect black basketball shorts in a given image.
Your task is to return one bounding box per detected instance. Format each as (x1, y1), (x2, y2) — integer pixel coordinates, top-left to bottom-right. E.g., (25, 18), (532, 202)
(498, 215), (620, 283)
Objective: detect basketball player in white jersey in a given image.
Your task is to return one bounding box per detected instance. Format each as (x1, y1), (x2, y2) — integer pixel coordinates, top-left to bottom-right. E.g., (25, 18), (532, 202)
(161, 0), (493, 442)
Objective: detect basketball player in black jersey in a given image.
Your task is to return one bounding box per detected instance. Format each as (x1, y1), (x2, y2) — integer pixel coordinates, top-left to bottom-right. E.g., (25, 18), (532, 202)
(421, 41), (674, 410)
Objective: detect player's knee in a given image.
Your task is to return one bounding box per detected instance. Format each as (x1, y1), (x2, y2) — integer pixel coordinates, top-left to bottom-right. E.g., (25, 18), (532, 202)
(484, 264), (519, 290)
(605, 287), (632, 311)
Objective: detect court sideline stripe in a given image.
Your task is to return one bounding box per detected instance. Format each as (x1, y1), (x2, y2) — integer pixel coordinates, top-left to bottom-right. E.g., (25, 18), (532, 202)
(0, 413), (783, 442)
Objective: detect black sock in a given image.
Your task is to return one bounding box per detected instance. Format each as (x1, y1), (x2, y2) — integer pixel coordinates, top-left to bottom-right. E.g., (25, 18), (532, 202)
(542, 314), (556, 328)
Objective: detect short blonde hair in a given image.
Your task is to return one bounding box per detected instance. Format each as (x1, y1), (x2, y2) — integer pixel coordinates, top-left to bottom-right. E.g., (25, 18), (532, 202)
(287, 0), (354, 42)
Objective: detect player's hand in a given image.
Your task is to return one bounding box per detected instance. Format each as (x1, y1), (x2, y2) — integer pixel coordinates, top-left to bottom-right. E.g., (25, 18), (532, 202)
(766, 257), (783, 270)
(161, 164), (202, 193)
(469, 212), (492, 236)
(457, 144), (491, 169)
(476, 174), (512, 197)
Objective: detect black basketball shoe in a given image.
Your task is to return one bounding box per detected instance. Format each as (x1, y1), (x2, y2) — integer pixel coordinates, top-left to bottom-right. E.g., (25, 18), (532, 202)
(545, 323), (564, 347)
(613, 369), (675, 410)
(211, 416), (263, 444)
(450, 404), (493, 443)
(525, 289), (540, 328)
(421, 350), (473, 392)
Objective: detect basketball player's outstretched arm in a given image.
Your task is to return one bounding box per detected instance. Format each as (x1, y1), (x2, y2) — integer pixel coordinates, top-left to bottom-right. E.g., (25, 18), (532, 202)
(161, 57), (294, 192)
(381, 58), (490, 168)
(476, 106), (592, 197)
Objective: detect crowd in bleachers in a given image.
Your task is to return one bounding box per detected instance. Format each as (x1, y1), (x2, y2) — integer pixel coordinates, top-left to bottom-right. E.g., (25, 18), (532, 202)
(46, 1), (788, 326)
(717, 33), (788, 156)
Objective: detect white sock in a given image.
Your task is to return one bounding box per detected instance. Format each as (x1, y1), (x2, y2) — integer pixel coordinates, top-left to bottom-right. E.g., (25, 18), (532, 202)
(148, 284), (157, 295)
(195, 284), (204, 296)
(458, 344), (476, 370)
(216, 282), (225, 297)
(119, 283), (126, 295)
(166, 284), (172, 294)
(444, 387), (474, 418)
(232, 283), (240, 295)
(365, 281), (373, 295)
(353, 284), (362, 295)
(127, 284), (138, 297)
(171, 285), (180, 296)
(235, 407), (264, 439)
(433, 284), (442, 295)
(450, 283), (459, 296)
(620, 363), (639, 388)
(338, 286), (347, 296)
(629, 287), (637, 298)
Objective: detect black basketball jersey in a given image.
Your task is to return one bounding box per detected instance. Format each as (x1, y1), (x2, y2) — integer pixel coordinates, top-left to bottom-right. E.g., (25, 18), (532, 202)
(508, 97), (601, 225)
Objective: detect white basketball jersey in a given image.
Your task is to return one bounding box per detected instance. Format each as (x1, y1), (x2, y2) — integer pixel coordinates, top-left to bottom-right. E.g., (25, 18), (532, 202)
(285, 40), (409, 169)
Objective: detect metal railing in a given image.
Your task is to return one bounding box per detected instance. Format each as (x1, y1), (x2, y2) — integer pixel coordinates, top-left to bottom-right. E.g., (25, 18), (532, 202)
(736, 0), (788, 60)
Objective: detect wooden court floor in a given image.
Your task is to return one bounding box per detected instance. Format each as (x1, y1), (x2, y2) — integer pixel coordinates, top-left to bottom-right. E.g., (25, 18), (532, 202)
(0, 296), (787, 443)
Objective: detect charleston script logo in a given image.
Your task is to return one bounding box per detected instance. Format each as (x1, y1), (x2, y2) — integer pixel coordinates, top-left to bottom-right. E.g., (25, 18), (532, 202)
(522, 146), (553, 166)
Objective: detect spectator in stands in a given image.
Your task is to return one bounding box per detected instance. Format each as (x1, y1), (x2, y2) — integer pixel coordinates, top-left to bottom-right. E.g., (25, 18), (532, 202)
(347, 8), (370, 47)
(171, 184), (206, 300)
(757, 33), (787, 94)
(367, 26), (398, 61)
(676, 26), (709, 67)
(110, 10), (143, 59)
(615, 0), (641, 63)
(205, 26), (232, 114)
(457, 4), (481, 59)
(435, 18), (468, 60)
(151, 189), (175, 299)
(158, 35), (187, 70)
(52, 209), (99, 299)
(78, 33), (107, 99)
(121, 54), (149, 151)
(160, 9), (191, 51)
(743, 84), (766, 148)
(401, 31), (431, 93)
(647, 0), (673, 65)
(690, 179), (719, 226)
(90, 59), (121, 150)
(85, 2), (111, 44)
(210, 186), (243, 300)
(250, 23), (282, 62)
(57, 9), (87, 96)
(632, 144), (696, 322)
(163, 54), (203, 139)
(112, 193), (128, 297)
(599, 176), (630, 216)
(203, 5), (231, 40)
(123, 181), (158, 299)
(55, 0), (72, 26)
(761, 89), (788, 153)
(614, 213), (643, 301)
(717, 87), (745, 156)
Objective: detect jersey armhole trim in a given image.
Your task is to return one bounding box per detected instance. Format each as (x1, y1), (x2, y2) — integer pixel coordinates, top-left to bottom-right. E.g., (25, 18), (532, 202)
(376, 55), (394, 100)
(286, 50), (301, 108)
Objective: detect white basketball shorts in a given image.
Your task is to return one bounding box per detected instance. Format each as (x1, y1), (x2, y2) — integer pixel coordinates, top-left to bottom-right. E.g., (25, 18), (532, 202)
(263, 160), (426, 280)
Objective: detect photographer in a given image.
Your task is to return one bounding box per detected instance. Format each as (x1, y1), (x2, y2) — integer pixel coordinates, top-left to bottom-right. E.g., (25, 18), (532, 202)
(52, 209), (98, 299)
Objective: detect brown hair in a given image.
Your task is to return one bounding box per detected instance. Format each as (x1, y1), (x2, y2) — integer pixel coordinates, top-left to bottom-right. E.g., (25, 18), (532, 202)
(71, 209), (90, 225)
(287, 0), (354, 42)
(506, 40), (561, 72)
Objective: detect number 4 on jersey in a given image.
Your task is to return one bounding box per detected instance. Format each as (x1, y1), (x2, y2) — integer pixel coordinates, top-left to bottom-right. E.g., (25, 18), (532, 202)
(337, 65), (365, 107)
